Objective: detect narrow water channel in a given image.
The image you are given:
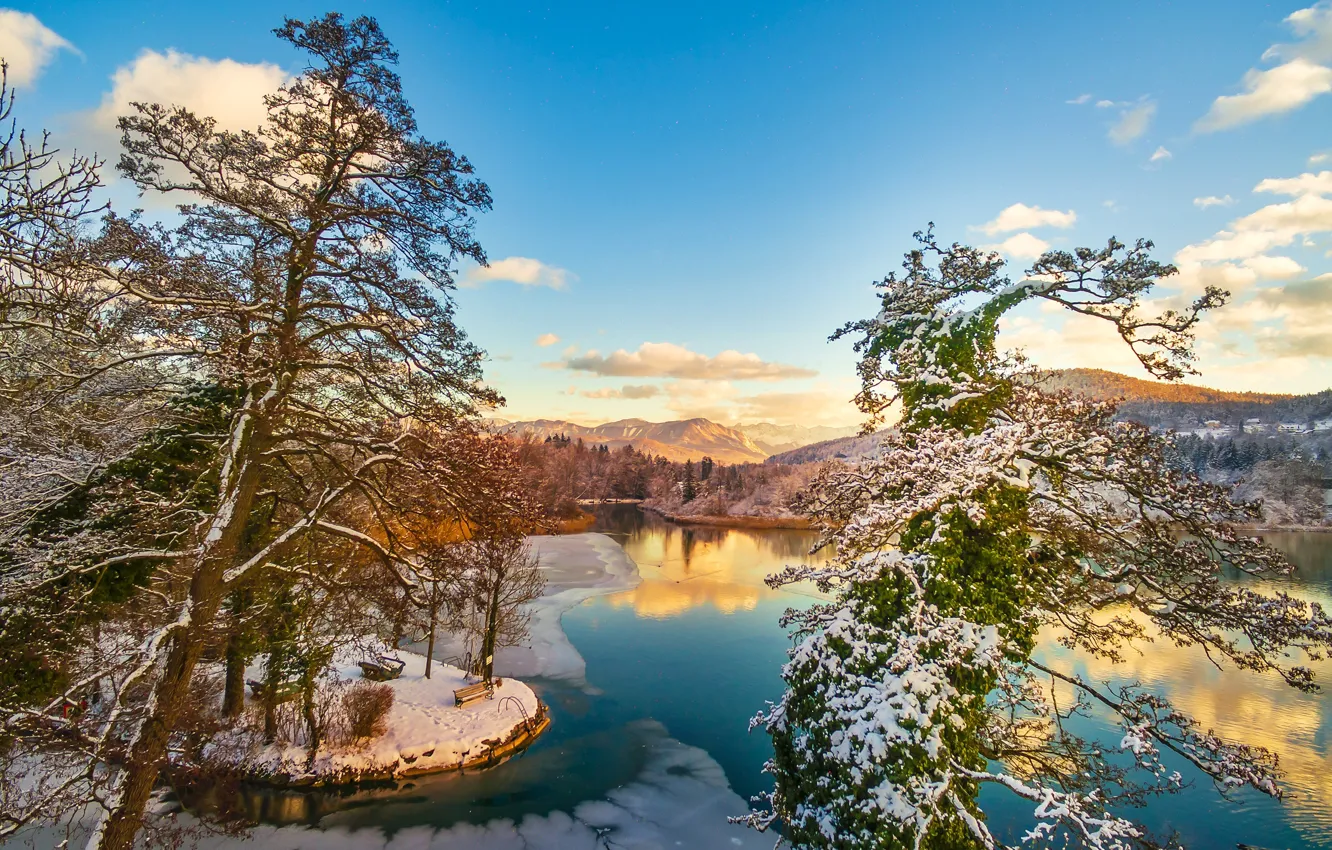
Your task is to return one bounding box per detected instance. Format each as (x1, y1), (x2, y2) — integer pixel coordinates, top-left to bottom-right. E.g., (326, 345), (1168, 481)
(234, 507), (1332, 850)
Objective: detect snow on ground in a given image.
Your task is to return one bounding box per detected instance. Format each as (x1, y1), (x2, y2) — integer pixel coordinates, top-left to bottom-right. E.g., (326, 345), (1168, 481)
(191, 720), (768, 850)
(407, 533), (641, 687)
(216, 648), (541, 781)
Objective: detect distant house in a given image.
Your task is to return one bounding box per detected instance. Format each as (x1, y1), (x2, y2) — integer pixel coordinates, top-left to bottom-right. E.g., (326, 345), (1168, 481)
(1203, 420), (1223, 429)
(1277, 422), (1307, 434)
(1243, 421), (1269, 434)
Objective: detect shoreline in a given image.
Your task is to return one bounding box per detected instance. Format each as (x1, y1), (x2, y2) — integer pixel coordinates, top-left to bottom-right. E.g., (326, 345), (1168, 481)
(640, 504), (813, 530)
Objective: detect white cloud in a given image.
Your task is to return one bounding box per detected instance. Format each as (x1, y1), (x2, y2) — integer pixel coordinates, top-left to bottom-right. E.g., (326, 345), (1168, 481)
(561, 342), (816, 381)
(581, 384), (661, 399)
(976, 203), (1076, 236)
(82, 49), (288, 154)
(465, 257), (573, 290)
(1242, 255), (1306, 279)
(999, 313), (1145, 375)
(986, 232), (1051, 259)
(0, 9), (72, 87)
(1197, 59), (1332, 131)
(1109, 100), (1156, 145)
(1193, 195), (1235, 209)
(1095, 99), (1117, 108)
(1197, 4), (1332, 131)
(1149, 146), (1172, 163)
(1255, 170), (1332, 196)
(1311, 152), (1330, 164)
(1066, 93), (1092, 105)
(535, 333), (561, 347)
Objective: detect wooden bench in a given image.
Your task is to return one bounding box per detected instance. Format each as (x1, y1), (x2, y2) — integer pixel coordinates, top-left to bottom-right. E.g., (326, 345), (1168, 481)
(247, 679), (301, 703)
(358, 655), (406, 682)
(454, 680), (494, 708)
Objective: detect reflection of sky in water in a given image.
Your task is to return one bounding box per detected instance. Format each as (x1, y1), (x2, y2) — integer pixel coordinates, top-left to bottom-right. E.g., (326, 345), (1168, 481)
(589, 512), (1332, 849)
(207, 509), (1332, 850)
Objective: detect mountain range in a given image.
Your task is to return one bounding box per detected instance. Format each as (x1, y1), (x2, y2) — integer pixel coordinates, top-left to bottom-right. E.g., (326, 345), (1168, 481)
(494, 417), (770, 464)
(498, 369), (1332, 465)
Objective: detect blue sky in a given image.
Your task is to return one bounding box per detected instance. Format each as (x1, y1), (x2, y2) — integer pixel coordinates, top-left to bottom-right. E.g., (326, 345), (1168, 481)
(4, 1), (1331, 426)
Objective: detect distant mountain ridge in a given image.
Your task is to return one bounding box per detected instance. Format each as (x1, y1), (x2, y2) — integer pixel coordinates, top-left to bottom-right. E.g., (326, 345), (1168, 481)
(1029, 369), (1293, 404)
(731, 422), (859, 455)
(495, 417), (768, 464)
(767, 369), (1332, 465)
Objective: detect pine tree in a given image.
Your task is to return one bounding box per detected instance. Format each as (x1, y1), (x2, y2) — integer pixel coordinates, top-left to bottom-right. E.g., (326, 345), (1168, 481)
(681, 460), (697, 502)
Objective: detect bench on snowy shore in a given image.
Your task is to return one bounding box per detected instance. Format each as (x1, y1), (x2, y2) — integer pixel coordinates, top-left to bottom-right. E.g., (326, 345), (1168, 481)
(247, 679), (301, 703)
(454, 680), (494, 708)
(358, 655), (406, 682)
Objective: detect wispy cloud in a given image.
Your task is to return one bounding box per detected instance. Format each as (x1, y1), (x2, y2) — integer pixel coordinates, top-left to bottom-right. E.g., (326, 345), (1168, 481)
(0, 9), (73, 86)
(1193, 195), (1236, 209)
(1109, 100), (1156, 145)
(1196, 2), (1332, 131)
(465, 257), (574, 290)
(559, 342), (816, 381)
(1149, 146), (1172, 163)
(535, 333), (561, 347)
(1065, 93), (1092, 105)
(581, 384), (661, 399)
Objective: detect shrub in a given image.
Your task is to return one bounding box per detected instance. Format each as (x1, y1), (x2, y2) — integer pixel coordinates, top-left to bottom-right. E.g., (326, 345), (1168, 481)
(341, 681), (394, 742)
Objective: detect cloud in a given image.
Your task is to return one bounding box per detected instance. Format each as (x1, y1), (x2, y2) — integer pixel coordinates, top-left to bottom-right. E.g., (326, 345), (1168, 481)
(1175, 172), (1332, 267)
(465, 257), (572, 290)
(1149, 146), (1172, 163)
(1196, 60), (1332, 131)
(976, 203), (1076, 236)
(1108, 100), (1156, 145)
(659, 380), (860, 427)
(1066, 94), (1092, 105)
(1096, 99), (1117, 108)
(1193, 195), (1236, 208)
(535, 333), (561, 347)
(1197, 4), (1332, 131)
(1255, 170), (1332, 196)
(986, 232), (1050, 259)
(581, 384), (661, 399)
(561, 342), (816, 381)
(727, 389), (861, 428)
(1250, 275), (1332, 357)
(81, 49), (288, 156)
(1311, 152), (1330, 164)
(0, 9), (72, 87)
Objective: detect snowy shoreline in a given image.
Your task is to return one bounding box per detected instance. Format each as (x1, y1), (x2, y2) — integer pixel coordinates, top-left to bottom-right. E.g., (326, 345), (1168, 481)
(196, 649), (546, 787)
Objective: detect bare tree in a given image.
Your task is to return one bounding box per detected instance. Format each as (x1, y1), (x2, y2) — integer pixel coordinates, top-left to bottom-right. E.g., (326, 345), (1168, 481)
(446, 533), (545, 683)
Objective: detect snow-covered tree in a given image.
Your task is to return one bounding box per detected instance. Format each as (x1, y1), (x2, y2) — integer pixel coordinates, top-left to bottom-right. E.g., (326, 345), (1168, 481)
(0, 15), (512, 849)
(744, 229), (1332, 849)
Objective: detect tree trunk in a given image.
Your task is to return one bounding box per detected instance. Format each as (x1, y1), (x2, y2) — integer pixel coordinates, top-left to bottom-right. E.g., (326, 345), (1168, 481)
(424, 598), (436, 679)
(480, 576), (502, 683)
(222, 632), (247, 719)
(262, 649), (281, 744)
(96, 585), (224, 850)
(302, 674), (320, 772)
(96, 409), (269, 850)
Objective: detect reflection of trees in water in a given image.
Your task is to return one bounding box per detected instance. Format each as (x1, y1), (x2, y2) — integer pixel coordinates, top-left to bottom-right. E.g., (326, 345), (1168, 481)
(1262, 532), (1332, 587)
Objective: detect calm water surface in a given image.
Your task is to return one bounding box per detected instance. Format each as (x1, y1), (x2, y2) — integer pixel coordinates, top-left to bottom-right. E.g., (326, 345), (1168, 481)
(247, 508), (1332, 850)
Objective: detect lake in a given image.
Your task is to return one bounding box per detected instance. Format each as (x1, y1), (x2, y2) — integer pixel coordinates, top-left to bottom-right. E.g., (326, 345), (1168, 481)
(237, 507), (1332, 850)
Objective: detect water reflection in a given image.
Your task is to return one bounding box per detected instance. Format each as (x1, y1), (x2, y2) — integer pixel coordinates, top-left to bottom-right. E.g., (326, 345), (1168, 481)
(591, 505), (829, 619)
(1036, 536), (1332, 846)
